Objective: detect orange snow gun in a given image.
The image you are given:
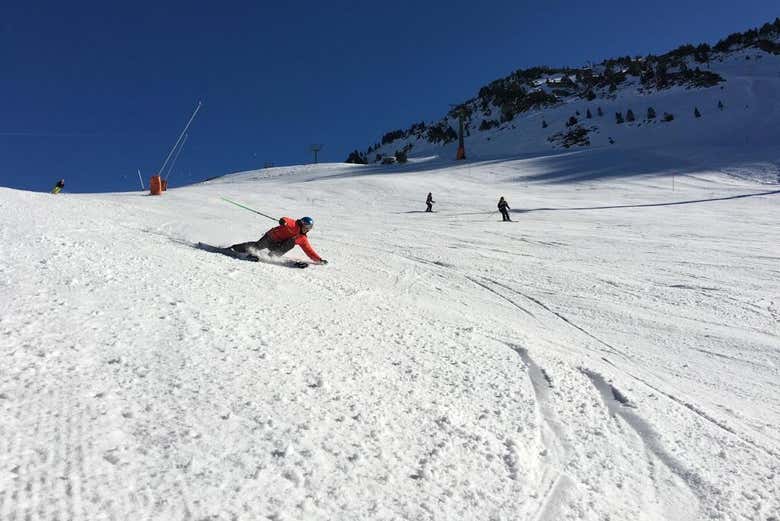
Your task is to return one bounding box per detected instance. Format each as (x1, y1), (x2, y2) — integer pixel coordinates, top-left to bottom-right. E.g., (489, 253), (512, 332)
(150, 175), (162, 195)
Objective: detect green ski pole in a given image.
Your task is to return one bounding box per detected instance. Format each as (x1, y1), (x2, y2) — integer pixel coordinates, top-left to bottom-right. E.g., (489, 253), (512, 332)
(221, 197), (278, 222)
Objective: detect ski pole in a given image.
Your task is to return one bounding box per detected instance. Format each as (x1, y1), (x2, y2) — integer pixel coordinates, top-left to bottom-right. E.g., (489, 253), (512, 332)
(221, 197), (278, 222)
(159, 101), (202, 177)
(164, 133), (189, 183)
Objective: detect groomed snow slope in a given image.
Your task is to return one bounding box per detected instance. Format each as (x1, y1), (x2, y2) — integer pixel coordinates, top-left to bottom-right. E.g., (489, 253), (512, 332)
(1, 150), (779, 520)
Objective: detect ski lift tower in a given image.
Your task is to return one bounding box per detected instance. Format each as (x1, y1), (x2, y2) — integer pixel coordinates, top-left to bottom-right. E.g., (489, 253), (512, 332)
(450, 104), (467, 160)
(310, 144), (324, 164)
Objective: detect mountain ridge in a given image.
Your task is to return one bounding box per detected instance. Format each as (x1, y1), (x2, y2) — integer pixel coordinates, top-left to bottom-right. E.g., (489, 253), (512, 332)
(347, 17), (780, 165)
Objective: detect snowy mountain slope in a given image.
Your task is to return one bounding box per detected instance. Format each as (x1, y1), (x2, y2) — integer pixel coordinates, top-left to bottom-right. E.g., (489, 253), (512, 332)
(1, 149), (778, 520)
(357, 24), (780, 170)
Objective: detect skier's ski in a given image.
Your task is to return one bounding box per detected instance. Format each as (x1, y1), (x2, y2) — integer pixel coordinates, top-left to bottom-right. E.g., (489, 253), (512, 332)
(196, 242), (259, 261)
(195, 243), (308, 268)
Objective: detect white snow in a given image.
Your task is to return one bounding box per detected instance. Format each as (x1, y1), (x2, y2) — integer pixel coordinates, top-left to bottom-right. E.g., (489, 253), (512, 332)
(1, 142), (779, 520)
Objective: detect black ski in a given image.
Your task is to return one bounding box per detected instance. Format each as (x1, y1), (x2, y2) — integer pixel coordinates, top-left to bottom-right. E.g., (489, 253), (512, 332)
(196, 242), (259, 261)
(196, 243), (308, 268)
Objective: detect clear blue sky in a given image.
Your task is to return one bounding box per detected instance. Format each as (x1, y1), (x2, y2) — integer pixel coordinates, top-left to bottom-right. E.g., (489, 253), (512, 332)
(1, 0), (777, 192)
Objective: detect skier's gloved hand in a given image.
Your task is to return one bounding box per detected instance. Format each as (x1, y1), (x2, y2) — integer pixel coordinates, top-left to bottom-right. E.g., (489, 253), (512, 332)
(319, 259), (328, 265)
(279, 218), (286, 225)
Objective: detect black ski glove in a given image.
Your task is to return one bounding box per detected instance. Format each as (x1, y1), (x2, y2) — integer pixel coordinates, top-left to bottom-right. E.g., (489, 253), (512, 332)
(320, 259), (328, 265)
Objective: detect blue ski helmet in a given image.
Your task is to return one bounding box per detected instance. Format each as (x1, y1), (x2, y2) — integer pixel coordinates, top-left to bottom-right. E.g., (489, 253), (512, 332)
(298, 216), (314, 233)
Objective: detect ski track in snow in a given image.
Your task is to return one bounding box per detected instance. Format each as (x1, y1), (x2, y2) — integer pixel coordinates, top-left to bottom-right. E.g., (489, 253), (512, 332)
(511, 346), (573, 521)
(581, 369), (705, 520)
(480, 273), (780, 462)
(2, 105), (780, 520)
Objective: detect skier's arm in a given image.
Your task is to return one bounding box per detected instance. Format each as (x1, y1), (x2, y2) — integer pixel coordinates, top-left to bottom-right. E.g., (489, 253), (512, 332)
(295, 236), (323, 263)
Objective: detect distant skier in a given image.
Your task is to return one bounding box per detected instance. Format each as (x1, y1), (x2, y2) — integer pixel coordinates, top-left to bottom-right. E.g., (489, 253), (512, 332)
(498, 196), (511, 222)
(426, 192), (435, 213)
(229, 216), (327, 264)
(51, 179), (64, 194)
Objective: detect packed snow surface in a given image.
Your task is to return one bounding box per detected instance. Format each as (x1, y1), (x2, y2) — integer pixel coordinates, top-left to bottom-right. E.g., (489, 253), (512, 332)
(1, 148), (779, 520)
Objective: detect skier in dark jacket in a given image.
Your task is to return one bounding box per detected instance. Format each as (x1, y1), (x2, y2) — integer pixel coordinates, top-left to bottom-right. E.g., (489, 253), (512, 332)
(498, 196), (511, 221)
(51, 179), (65, 194)
(426, 192), (435, 212)
(229, 216), (327, 264)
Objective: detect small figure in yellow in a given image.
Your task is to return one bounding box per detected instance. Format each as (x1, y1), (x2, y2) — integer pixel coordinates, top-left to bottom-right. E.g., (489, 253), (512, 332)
(51, 179), (65, 194)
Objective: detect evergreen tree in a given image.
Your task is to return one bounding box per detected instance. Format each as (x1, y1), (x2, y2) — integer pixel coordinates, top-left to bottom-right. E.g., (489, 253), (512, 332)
(479, 119), (499, 131)
(542, 120), (548, 128)
(626, 109), (635, 122)
(647, 107), (656, 119)
(586, 108), (592, 119)
(345, 150), (368, 164)
(694, 43), (710, 66)
(662, 112), (674, 122)
(655, 63), (669, 89)
(597, 107), (603, 117)
(615, 112), (625, 124)
(694, 107), (701, 118)
(718, 100), (724, 110)
(641, 65), (656, 86)
(567, 116), (578, 127)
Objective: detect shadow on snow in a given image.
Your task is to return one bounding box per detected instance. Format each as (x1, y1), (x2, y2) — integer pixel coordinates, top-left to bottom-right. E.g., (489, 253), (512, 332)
(513, 189), (780, 214)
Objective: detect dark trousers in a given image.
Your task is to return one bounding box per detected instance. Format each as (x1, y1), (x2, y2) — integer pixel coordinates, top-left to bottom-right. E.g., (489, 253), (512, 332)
(231, 234), (295, 257)
(426, 203), (433, 212)
(500, 209), (511, 221)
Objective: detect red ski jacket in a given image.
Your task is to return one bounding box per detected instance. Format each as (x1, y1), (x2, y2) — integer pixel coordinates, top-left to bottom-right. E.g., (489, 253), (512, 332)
(268, 217), (322, 262)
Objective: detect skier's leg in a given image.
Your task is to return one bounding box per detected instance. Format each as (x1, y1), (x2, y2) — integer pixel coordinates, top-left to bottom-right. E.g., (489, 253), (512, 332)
(229, 241), (255, 253)
(231, 234), (271, 253)
(267, 238), (296, 257)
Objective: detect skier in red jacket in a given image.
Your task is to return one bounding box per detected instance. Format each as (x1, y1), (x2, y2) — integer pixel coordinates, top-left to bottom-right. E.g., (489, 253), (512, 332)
(229, 216), (327, 264)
